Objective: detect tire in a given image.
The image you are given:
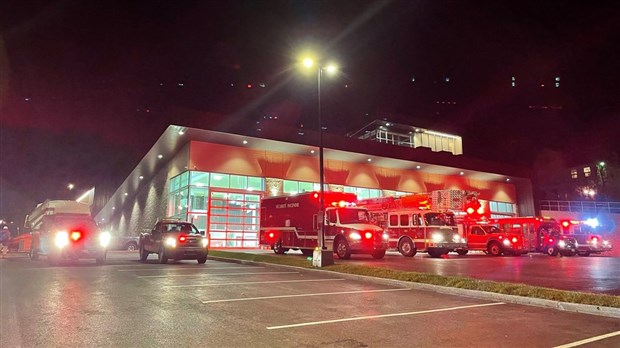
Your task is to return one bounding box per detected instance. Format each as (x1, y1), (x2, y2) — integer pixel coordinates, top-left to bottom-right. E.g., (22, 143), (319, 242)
(139, 245), (149, 262)
(301, 249), (314, 257)
(95, 252), (106, 265)
(578, 251), (590, 257)
(272, 239), (288, 254)
(398, 238), (417, 257)
(197, 255), (207, 264)
(126, 242), (138, 251)
(371, 249), (386, 259)
(456, 249), (469, 256)
(546, 246), (558, 256)
(334, 238), (351, 260)
(487, 242), (502, 256)
(157, 246), (168, 264)
(427, 249), (443, 258)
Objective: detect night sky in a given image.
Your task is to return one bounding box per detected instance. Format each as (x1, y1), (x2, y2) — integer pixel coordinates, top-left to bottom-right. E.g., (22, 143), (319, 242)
(1, 0), (620, 223)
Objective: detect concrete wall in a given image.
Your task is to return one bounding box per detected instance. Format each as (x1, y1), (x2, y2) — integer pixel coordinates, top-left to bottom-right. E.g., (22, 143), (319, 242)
(108, 144), (189, 236)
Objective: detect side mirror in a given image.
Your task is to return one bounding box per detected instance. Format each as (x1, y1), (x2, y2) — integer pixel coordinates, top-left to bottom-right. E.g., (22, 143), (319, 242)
(200, 231), (206, 236)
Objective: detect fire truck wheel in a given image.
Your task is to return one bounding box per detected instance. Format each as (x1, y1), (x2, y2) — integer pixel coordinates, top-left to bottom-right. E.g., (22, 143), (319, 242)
(578, 251), (590, 257)
(273, 240), (288, 254)
(197, 255), (207, 264)
(398, 238), (416, 257)
(487, 242), (502, 256)
(139, 245), (149, 262)
(546, 246), (558, 256)
(427, 249), (441, 258)
(158, 246), (168, 264)
(334, 238), (351, 259)
(456, 249), (469, 256)
(371, 250), (386, 259)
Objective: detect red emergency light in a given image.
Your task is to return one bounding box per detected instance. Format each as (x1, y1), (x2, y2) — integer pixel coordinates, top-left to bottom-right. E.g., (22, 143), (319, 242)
(70, 231), (82, 242)
(365, 232), (372, 239)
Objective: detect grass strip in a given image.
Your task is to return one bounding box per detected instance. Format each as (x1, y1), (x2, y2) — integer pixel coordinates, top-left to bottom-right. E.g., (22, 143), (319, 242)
(210, 250), (620, 308)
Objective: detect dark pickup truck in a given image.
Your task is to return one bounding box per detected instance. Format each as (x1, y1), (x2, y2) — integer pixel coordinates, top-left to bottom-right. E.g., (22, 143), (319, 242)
(138, 219), (209, 264)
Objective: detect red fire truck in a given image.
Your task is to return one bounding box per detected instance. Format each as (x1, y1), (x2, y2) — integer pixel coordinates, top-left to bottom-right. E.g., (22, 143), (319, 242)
(358, 196), (466, 258)
(488, 217), (580, 256)
(259, 192), (389, 259)
(558, 219), (613, 256)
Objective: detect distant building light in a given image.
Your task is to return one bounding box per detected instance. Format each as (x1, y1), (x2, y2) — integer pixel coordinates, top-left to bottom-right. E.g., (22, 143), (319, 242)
(139, 176), (144, 180)
(506, 178), (511, 182)
(445, 77), (450, 82)
(112, 207), (116, 210)
(555, 77), (560, 81)
(124, 193), (128, 196)
(242, 140), (248, 144)
(178, 83), (184, 87)
(367, 158), (372, 162)
(416, 165), (421, 169)
(158, 154), (163, 159)
(459, 172), (464, 176)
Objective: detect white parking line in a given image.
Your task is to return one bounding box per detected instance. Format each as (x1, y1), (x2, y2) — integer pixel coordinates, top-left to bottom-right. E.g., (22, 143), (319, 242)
(118, 266), (263, 272)
(552, 330), (620, 348)
(164, 278), (345, 288)
(138, 271), (299, 278)
(202, 288), (411, 304)
(267, 302), (505, 330)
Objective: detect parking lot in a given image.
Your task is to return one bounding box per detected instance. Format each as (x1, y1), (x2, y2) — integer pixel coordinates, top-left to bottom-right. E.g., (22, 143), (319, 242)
(1, 252), (619, 347)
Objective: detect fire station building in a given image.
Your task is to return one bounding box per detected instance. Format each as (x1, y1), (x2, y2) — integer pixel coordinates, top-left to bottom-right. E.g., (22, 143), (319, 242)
(96, 121), (535, 248)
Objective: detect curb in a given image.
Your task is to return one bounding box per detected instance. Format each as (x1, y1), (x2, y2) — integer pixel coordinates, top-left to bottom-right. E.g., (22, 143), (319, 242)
(209, 255), (620, 319)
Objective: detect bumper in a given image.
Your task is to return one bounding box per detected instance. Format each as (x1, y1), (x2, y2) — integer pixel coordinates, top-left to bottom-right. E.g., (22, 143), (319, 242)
(429, 242), (467, 251)
(349, 240), (388, 253)
(165, 247), (208, 259)
(577, 245), (612, 254)
(58, 247), (106, 259)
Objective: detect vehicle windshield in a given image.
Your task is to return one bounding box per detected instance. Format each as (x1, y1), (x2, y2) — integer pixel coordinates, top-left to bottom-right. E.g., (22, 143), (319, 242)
(482, 226), (502, 234)
(163, 223), (199, 234)
(337, 208), (371, 224)
(423, 212), (456, 226)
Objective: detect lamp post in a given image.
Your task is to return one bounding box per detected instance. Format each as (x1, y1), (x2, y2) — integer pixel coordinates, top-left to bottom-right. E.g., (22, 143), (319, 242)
(301, 56), (338, 267)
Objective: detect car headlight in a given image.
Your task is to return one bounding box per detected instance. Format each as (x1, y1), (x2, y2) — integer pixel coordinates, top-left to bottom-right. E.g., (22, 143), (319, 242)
(574, 241), (579, 247)
(201, 238), (209, 248)
(99, 232), (111, 248)
(165, 237), (176, 247)
(452, 235), (461, 242)
(558, 240), (566, 248)
(432, 233), (444, 243)
(502, 239), (511, 246)
(603, 240), (609, 246)
(382, 233), (389, 241)
(349, 232), (362, 240)
(55, 231), (69, 248)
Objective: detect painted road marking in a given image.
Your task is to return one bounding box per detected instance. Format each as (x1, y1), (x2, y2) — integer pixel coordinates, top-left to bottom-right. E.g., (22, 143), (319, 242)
(267, 302), (505, 330)
(118, 266), (263, 272)
(553, 330), (620, 348)
(164, 278), (345, 288)
(202, 288), (411, 304)
(139, 271), (299, 278)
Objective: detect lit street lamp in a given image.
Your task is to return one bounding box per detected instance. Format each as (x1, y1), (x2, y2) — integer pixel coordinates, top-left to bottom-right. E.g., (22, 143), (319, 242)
(300, 55), (338, 267)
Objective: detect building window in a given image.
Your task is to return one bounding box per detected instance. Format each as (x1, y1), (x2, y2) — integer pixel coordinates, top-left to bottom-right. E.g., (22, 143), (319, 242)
(583, 167), (591, 177)
(570, 169), (578, 179)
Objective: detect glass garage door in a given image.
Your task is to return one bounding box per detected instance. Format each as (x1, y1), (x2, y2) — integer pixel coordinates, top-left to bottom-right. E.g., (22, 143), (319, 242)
(208, 191), (261, 248)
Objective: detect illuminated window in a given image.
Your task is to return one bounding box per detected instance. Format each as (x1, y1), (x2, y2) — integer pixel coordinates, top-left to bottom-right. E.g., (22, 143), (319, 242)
(583, 167), (591, 177)
(570, 169), (578, 179)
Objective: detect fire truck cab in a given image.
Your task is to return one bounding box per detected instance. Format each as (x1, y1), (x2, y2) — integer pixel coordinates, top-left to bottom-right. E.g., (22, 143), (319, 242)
(489, 217), (579, 256)
(457, 223), (525, 256)
(259, 192), (389, 259)
(358, 196), (466, 258)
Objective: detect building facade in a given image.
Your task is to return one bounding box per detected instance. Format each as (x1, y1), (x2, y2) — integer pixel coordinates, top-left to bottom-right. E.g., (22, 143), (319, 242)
(96, 125), (534, 248)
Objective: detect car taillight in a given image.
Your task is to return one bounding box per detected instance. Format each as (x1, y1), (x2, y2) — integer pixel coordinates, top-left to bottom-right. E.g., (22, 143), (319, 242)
(70, 231), (82, 242)
(511, 237), (518, 243)
(179, 235), (187, 243)
(365, 232), (372, 239)
(268, 232), (275, 239)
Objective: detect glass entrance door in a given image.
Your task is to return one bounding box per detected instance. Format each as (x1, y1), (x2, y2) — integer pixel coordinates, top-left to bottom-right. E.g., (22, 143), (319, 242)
(208, 191), (261, 248)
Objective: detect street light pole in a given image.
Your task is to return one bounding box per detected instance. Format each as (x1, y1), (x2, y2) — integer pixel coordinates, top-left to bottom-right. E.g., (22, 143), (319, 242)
(317, 66), (325, 250)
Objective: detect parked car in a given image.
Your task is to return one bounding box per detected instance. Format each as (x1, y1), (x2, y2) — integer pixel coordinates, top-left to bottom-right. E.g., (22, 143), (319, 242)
(139, 219), (209, 264)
